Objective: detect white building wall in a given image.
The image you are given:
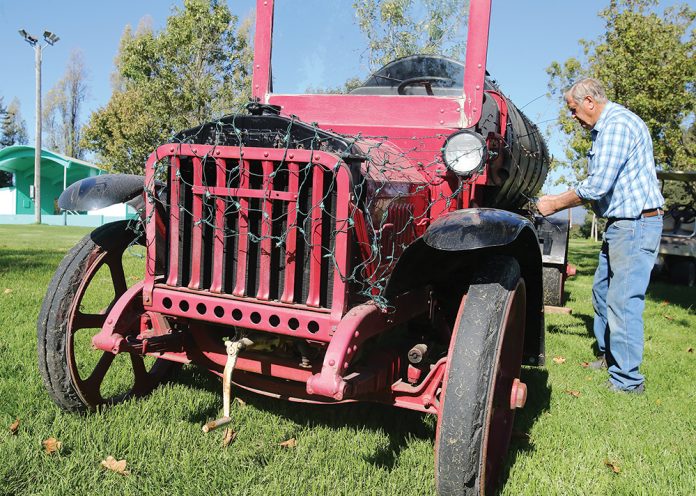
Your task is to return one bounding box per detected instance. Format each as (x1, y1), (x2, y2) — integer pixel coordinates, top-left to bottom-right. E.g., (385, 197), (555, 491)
(0, 188), (17, 215)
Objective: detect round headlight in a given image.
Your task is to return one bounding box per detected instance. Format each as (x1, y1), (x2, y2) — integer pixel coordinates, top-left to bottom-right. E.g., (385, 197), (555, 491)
(442, 130), (488, 176)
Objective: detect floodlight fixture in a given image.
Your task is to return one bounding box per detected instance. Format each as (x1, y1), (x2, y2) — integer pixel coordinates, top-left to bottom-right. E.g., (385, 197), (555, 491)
(18, 29), (38, 46)
(43, 31), (60, 45)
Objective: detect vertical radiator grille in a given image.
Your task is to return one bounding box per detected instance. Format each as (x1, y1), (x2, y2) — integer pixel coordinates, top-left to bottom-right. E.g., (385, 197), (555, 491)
(164, 153), (341, 310)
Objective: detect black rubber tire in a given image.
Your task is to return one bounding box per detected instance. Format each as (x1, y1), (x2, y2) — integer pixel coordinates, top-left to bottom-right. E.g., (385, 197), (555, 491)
(542, 266), (563, 306)
(669, 258), (696, 287)
(37, 220), (176, 412)
(435, 255), (526, 496)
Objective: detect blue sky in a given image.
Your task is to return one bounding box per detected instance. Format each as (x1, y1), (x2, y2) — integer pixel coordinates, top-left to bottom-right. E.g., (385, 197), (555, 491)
(0, 1), (683, 194)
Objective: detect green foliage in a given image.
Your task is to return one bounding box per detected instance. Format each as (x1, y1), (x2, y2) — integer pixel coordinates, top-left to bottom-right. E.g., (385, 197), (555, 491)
(353, 0), (469, 70)
(0, 97), (29, 188)
(82, 0), (253, 174)
(547, 0), (696, 188)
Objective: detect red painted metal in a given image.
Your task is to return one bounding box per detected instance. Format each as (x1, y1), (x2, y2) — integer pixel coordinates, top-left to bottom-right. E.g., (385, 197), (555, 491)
(256, 160), (274, 300)
(306, 288), (430, 400)
(166, 156), (181, 287)
(233, 159), (250, 297)
(280, 161), (300, 304)
(210, 158), (227, 293)
(188, 157), (204, 290)
(252, 0), (273, 100)
(463, 0), (492, 128)
(306, 159), (324, 307)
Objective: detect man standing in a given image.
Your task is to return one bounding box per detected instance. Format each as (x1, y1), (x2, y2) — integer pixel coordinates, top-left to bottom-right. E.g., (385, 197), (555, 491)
(537, 78), (663, 394)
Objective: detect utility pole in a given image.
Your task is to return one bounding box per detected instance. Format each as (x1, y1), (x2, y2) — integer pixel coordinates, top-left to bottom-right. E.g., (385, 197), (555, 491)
(19, 29), (59, 224)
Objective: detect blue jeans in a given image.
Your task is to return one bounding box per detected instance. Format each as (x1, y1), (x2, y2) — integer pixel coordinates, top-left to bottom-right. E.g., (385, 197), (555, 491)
(592, 215), (662, 390)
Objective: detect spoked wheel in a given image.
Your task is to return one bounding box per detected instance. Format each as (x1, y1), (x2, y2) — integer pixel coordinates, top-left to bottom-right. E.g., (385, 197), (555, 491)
(38, 220), (177, 412)
(436, 256), (527, 496)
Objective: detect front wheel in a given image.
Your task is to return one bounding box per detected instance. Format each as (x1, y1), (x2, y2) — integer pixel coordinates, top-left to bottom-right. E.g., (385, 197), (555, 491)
(37, 220), (177, 412)
(435, 256), (527, 495)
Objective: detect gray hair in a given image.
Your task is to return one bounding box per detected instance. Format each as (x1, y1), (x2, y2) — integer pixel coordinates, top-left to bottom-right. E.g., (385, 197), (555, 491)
(564, 78), (608, 104)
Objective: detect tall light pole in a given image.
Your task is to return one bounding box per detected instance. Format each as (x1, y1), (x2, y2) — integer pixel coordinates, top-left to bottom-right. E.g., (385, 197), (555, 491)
(19, 29), (59, 224)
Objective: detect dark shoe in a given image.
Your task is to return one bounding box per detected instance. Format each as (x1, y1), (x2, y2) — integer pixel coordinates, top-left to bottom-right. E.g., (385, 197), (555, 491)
(588, 354), (607, 370)
(605, 380), (645, 395)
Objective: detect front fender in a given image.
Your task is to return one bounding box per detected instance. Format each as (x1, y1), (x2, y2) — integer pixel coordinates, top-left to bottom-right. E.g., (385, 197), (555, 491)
(422, 208), (534, 251)
(58, 174), (148, 211)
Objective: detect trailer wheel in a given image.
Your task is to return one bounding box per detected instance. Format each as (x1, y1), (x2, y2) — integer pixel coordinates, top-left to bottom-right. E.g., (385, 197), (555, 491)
(435, 256), (526, 496)
(37, 220), (177, 412)
(669, 258), (696, 287)
(542, 266), (563, 306)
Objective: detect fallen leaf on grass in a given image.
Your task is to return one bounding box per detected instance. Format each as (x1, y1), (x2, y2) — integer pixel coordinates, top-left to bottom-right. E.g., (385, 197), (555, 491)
(9, 419), (19, 435)
(279, 438), (297, 448)
(563, 390), (581, 398)
(580, 361), (590, 368)
(42, 437), (61, 454)
(234, 397), (246, 407)
(585, 375), (593, 381)
(687, 347), (693, 353)
(663, 315), (674, 321)
(655, 399), (662, 406)
(660, 300), (669, 306)
(552, 356), (566, 365)
(222, 428), (237, 447)
(3, 288), (12, 294)
(101, 456), (130, 475)
(604, 459), (621, 474)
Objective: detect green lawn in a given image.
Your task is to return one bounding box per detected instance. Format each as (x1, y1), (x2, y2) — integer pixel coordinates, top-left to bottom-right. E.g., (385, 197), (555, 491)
(1, 226), (694, 495)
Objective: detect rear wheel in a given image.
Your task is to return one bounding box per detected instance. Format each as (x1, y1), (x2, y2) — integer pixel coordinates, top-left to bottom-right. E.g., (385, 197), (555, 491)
(435, 256), (527, 495)
(37, 220), (177, 412)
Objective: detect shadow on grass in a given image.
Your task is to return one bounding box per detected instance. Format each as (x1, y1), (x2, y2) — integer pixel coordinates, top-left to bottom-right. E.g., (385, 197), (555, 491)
(647, 280), (696, 312)
(499, 367), (551, 493)
(175, 364), (435, 469)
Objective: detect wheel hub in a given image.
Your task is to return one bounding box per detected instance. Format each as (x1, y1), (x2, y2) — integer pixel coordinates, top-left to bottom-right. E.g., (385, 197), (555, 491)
(509, 378), (527, 409)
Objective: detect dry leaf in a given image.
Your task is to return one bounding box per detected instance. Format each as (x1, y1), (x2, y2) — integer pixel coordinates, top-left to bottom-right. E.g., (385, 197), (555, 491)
(660, 300), (669, 306)
(585, 375), (593, 381)
(563, 389), (581, 398)
(687, 347), (693, 353)
(580, 361), (590, 368)
(101, 456), (130, 476)
(552, 356), (566, 365)
(655, 399), (662, 406)
(42, 437), (61, 454)
(222, 428), (237, 447)
(279, 438), (297, 448)
(3, 288), (12, 294)
(663, 315), (674, 321)
(604, 459), (621, 474)
(9, 419), (19, 435)
(234, 397), (246, 407)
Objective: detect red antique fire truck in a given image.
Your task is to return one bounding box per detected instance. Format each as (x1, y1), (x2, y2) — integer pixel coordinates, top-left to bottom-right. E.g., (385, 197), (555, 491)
(39, 1), (571, 494)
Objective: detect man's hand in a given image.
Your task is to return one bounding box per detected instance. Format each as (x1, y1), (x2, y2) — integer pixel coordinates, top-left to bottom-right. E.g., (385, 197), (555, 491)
(537, 195), (557, 217)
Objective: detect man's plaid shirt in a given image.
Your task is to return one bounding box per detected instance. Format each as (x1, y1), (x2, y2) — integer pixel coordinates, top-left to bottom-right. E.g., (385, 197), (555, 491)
(575, 101), (664, 219)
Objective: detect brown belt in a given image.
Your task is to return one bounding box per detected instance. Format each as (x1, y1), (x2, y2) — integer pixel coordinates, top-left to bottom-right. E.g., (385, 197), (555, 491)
(641, 208), (663, 218)
(607, 208), (663, 224)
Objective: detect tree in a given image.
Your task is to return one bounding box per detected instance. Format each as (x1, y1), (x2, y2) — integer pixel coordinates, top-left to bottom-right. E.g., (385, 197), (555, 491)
(0, 97), (29, 188)
(82, 0), (253, 174)
(44, 49), (89, 159)
(547, 0), (696, 188)
(353, 0), (469, 70)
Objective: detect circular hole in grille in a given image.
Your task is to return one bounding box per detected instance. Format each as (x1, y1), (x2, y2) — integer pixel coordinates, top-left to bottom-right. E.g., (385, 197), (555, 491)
(179, 300), (189, 312)
(162, 297), (172, 309)
(250, 312), (261, 324)
(307, 321), (320, 334)
(288, 318), (299, 330)
(214, 306), (224, 318)
(269, 315), (280, 327)
(232, 309), (243, 321)
(196, 303), (207, 315)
